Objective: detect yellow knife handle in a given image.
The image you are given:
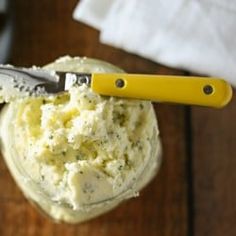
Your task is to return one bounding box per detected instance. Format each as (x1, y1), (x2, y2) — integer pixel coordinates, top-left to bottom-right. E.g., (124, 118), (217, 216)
(91, 74), (233, 108)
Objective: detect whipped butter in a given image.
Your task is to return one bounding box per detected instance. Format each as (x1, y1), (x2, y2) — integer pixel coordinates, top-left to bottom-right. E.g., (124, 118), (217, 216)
(0, 56), (161, 223)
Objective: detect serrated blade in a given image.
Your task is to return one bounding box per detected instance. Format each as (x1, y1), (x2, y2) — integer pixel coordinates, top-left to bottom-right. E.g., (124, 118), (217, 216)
(0, 65), (92, 103)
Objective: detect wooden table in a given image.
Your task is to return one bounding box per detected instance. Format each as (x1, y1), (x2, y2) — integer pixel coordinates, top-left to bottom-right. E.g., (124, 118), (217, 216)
(0, 1), (235, 235)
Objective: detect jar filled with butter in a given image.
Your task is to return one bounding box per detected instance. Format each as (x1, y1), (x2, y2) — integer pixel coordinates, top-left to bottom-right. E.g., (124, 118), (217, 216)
(0, 56), (162, 223)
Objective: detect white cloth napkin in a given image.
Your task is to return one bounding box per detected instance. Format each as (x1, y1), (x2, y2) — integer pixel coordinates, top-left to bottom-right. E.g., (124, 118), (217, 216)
(73, 0), (236, 86)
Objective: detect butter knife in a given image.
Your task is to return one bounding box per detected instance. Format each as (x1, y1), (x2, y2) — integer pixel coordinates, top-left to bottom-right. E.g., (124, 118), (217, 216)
(0, 65), (232, 108)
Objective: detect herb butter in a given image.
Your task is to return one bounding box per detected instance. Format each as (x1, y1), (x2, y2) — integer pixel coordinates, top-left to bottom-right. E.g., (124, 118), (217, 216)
(0, 57), (161, 223)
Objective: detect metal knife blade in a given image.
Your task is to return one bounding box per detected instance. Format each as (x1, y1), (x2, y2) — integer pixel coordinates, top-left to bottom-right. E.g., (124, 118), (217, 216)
(0, 65), (91, 103)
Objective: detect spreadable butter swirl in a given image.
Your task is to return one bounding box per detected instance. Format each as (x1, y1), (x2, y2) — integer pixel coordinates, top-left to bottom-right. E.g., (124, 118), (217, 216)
(0, 56), (161, 223)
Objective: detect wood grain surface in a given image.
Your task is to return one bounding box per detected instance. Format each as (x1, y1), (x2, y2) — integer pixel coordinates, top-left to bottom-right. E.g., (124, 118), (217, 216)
(0, 1), (235, 236)
(192, 93), (236, 236)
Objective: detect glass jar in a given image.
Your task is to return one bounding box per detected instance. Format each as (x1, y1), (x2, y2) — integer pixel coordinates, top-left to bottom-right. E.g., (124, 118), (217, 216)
(0, 56), (162, 223)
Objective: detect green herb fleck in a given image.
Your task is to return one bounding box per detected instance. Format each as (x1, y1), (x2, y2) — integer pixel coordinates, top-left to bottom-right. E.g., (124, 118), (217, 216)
(118, 165), (123, 171)
(62, 151), (66, 156)
(76, 154), (84, 161)
(136, 121), (142, 127)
